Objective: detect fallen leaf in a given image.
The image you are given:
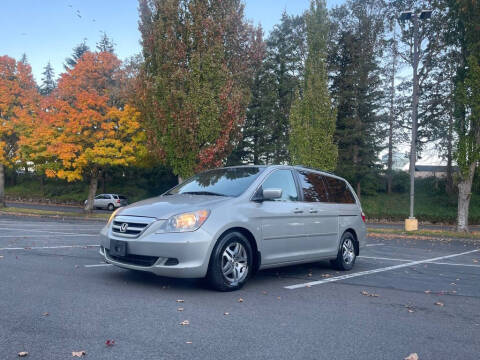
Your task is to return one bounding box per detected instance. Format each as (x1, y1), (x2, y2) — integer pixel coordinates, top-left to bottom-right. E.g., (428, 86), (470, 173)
(186, 341), (192, 344)
(177, 307), (184, 312)
(42, 312), (49, 316)
(321, 273), (331, 278)
(176, 299), (184, 303)
(262, 291), (267, 295)
(404, 353), (419, 360)
(105, 339), (115, 347)
(450, 283), (456, 286)
(307, 273), (312, 277)
(224, 312), (230, 315)
(238, 298), (244, 303)
(72, 351), (86, 357)
(277, 296), (281, 300)
(18, 351), (28, 357)
(424, 290), (431, 294)
(179, 320), (190, 326)
(24, 247), (31, 250)
(473, 259), (478, 263)
(361, 290), (379, 297)
(408, 309), (414, 313)
(435, 301), (444, 307)
(306, 285), (312, 288)
(0, 255), (3, 259)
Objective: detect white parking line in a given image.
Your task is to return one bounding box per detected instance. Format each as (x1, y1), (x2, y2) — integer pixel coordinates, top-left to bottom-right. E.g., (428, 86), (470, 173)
(427, 262), (480, 268)
(84, 263), (112, 268)
(359, 255), (412, 262)
(0, 245), (99, 251)
(364, 244), (385, 247)
(285, 249), (480, 290)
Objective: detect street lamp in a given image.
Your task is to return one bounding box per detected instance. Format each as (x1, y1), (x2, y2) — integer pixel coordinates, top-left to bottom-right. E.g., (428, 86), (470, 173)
(399, 9), (432, 232)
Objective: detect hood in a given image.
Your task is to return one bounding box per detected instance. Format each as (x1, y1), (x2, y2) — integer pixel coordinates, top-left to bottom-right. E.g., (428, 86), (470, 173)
(117, 194), (231, 219)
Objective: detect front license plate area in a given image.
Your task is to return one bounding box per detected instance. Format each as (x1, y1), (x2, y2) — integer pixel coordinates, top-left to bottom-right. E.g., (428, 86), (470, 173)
(110, 239), (127, 257)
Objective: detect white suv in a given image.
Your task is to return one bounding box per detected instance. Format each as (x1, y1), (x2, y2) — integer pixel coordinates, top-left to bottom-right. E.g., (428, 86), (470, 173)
(85, 194), (128, 211)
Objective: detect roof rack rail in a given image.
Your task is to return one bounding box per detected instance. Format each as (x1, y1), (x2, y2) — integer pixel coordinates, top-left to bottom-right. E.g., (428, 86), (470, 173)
(293, 164), (334, 175)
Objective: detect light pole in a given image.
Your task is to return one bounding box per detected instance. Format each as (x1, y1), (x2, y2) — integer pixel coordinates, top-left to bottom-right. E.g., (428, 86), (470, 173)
(399, 9), (432, 231)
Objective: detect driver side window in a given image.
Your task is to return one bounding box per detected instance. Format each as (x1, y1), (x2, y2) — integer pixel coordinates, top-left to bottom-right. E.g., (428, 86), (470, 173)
(261, 170), (298, 202)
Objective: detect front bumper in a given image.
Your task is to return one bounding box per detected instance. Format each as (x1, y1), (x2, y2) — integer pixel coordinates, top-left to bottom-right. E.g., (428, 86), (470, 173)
(99, 228), (213, 278)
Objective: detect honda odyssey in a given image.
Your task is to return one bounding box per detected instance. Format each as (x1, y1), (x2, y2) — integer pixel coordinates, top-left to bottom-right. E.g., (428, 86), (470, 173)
(99, 165), (366, 291)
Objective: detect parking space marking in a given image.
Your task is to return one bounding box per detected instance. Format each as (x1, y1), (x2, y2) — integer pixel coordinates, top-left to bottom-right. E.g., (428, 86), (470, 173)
(0, 227), (99, 236)
(84, 263), (112, 268)
(0, 245), (99, 251)
(427, 262), (480, 268)
(285, 249), (480, 290)
(359, 255), (412, 262)
(364, 244), (385, 247)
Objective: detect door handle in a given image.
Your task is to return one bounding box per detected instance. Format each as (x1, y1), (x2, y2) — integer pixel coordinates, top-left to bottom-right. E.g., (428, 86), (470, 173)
(293, 209), (304, 214)
(309, 209), (318, 214)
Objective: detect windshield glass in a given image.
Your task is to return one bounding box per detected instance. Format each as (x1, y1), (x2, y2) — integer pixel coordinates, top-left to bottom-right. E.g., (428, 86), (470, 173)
(166, 167), (264, 197)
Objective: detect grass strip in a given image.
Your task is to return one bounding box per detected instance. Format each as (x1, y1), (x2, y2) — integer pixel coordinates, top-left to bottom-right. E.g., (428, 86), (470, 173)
(368, 227), (480, 240)
(0, 206), (109, 220)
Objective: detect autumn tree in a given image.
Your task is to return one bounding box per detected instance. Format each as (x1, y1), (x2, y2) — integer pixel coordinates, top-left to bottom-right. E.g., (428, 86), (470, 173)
(138, 0), (263, 180)
(42, 52), (146, 212)
(289, 0), (337, 171)
(0, 56), (39, 206)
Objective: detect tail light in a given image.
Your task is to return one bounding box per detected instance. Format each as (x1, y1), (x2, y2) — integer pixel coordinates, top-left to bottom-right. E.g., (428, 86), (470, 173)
(116, 199), (121, 203)
(361, 212), (366, 223)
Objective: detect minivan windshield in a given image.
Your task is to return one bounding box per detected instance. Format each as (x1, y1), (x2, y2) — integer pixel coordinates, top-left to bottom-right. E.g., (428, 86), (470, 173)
(166, 167), (264, 197)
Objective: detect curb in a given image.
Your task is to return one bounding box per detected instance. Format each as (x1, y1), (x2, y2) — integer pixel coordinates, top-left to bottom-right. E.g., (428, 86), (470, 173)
(0, 210), (107, 222)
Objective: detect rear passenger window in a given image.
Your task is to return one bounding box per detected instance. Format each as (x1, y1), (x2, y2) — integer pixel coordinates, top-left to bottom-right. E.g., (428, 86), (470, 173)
(324, 177), (356, 204)
(261, 170), (298, 201)
(297, 171), (328, 202)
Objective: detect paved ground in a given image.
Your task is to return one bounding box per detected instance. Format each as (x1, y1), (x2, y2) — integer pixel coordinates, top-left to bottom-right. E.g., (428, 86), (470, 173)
(1, 215), (479, 360)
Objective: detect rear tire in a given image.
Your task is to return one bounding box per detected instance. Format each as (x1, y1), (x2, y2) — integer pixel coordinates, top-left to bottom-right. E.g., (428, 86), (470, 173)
(331, 232), (356, 271)
(107, 203), (114, 211)
(207, 231), (253, 292)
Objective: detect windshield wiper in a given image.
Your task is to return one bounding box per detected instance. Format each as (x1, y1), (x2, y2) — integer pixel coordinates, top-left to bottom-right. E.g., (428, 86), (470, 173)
(181, 191), (229, 197)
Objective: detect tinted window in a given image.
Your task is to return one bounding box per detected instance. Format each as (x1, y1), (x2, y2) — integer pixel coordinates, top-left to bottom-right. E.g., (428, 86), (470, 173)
(167, 167), (264, 197)
(118, 195), (127, 200)
(297, 171), (328, 202)
(261, 170), (298, 201)
(324, 177), (356, 204)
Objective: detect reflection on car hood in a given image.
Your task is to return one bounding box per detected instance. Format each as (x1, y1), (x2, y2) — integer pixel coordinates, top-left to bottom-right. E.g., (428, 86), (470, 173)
(117, 194), (230, 219)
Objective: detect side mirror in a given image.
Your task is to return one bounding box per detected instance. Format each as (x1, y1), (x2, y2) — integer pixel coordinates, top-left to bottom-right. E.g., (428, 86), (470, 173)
(262, 188), (282, 201)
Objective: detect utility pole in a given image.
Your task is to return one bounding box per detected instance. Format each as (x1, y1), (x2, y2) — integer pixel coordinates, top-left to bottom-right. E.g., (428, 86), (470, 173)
(399, 9), (432, 231)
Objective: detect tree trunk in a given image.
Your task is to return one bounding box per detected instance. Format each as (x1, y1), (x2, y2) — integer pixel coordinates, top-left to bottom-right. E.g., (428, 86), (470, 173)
(102, 171), (106, 193)
(85, 176), (99, 213)
(40, 175), (44, 196)
(178, 175), (183, 184)
(457, 163), (476, 232)
(356, 182), (361, 201)
(0, 164), (5, 208)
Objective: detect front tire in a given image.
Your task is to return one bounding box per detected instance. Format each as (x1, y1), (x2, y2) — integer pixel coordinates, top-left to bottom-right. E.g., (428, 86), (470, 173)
(331, 232), (356, 271)
(207, 231), (253, 292)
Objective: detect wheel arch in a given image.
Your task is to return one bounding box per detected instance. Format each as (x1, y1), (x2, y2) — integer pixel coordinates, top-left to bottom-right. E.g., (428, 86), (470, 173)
(343, 228), (359, 256)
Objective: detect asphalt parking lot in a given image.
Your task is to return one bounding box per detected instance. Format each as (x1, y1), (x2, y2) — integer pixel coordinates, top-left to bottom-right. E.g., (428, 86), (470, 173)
(1, 216), (479, 360)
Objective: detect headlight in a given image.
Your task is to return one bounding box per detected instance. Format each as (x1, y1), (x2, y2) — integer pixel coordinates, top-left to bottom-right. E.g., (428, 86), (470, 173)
(163, 210), (210, 233)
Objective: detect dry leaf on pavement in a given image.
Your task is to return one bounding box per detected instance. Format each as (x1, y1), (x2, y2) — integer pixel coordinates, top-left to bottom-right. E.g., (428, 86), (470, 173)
(360, 290), (379, 297)
(18, 352), (28, 357)
(72, 351), (86, 357)
(42, 312), (49, 316)
(321, 273), (331, 278)
(105, 339), (115, 347)
(404, 353), (419, 360)
(435, 302), (444, 307)
(238, 298), (244, 302)
(176, 299), (184, 303)
(179, 320), (190, 326)
(177, 307), (184, 312)
(424, 290), (431, 294)
(473, 259), (478, 263)
(224, 312), (230, 315)
(186, 341), (192, 344)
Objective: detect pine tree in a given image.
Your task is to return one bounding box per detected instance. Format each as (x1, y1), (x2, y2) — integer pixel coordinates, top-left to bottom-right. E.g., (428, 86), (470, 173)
(289, 0), (337, 171)
(64, 39), (89, 70)
(329, 0), (385, 196)
(40, 61), (56, 95)
(96, 32), (115, 53)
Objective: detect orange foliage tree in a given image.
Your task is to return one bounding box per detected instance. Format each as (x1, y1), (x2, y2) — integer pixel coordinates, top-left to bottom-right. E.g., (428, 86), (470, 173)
(37, 51), (146, 212)
(0, 56), (39, 207)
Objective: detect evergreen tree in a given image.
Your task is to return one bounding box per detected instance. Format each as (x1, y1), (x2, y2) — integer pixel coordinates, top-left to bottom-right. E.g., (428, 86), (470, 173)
(289, 0), (337, 171)
(64, 39), (89, 70)
(96, 32), (115, 53)
(329, 0), (385, 196)
(40, 61), (56, 95)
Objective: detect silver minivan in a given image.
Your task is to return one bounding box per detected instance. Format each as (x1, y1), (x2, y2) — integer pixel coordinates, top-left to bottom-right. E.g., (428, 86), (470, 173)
(100, 165), (366, 291)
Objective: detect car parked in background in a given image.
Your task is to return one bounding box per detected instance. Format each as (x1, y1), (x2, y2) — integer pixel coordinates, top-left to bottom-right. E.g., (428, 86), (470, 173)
(100, 165), (366, 291)
(85, 194), (128, 211)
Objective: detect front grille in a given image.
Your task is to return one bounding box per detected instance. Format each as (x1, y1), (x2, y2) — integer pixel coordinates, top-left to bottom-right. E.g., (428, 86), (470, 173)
(111, 216), (156, 238)
(107, 250), (158, 267)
